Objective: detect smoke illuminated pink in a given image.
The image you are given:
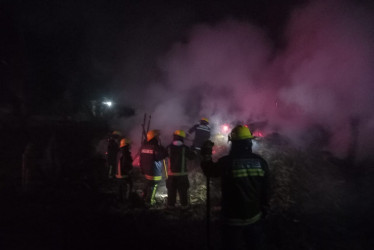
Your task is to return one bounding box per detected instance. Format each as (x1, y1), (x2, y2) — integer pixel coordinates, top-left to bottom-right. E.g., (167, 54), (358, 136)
(122, 0), (374, 161)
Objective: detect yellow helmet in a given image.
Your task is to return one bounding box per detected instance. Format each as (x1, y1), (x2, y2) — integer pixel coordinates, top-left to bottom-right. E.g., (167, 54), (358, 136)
(147, 129), (160, 142)
(201, 117), (209, 123)
(229, 125), (254, 141)
(174, 130), (186, 138)
(120, 138), (131, 148)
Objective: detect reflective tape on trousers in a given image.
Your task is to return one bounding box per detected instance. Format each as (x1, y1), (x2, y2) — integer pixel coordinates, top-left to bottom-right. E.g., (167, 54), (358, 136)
(115, 175), (129, 179)
(145, 175), (162, 181)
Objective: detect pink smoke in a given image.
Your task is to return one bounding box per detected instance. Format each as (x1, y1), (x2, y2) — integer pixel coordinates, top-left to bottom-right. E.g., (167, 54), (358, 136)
(119, 0), (374, 160)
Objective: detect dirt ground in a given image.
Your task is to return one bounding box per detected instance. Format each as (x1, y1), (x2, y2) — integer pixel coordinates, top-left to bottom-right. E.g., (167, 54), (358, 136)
(1, 123), (373, 250)
(1, 161), (373, 250)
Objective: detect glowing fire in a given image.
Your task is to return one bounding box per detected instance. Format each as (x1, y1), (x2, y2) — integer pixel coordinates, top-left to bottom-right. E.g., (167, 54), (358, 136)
(222, 124), (230, 133)
(253, 131), (264, 137)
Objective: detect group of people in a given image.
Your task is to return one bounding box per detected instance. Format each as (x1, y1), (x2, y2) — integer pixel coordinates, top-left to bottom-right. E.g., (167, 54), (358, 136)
(106, 117), (270, 250)
(105, 117), (213, 207)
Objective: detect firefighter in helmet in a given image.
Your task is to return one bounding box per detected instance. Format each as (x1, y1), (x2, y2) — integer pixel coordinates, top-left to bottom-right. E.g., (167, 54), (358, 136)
(200, 125), (270, 250)
(166, 130), (195, 209)
(115, 138), (133, 203)
(106, 130), (122, 179)
(140, 129), (168, 207)
(188, 117), (211, 152)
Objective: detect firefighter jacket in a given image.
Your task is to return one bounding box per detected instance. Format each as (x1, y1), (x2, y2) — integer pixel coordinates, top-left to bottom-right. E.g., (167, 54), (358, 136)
(201, 150), (269, 226)
(188, 123), (211, 150)
(116, 146), (133, 179)
(140, 140), (168, 181)
(166, 140), (195, 176)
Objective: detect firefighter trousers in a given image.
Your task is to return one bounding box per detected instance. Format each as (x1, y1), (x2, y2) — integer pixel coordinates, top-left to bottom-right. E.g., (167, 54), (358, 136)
(115, 178), (133, 203)
(144, 180), (160, 206)
(166, 175), (190, 207)
(222, 219), (265, 250)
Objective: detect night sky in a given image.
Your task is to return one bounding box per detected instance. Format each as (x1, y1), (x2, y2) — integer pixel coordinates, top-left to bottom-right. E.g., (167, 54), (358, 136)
(1, 0), (303, 113)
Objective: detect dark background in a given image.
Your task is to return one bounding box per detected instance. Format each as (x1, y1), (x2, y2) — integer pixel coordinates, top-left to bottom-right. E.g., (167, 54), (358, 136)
(1, 0), (305, 116)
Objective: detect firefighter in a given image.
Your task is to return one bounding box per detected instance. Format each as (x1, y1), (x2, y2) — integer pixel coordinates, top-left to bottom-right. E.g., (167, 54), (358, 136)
(115, 138), (133, 203)
(140, 129), (168, 207)
(200, 125), (270, 250)
(166, 130), (195, 209)
(188, 117), (211, 152)
(106, 130), (121, 179)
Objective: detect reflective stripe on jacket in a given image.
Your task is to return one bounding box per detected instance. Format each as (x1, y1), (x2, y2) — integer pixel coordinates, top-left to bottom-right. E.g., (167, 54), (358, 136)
(224, 212), (262, 226)
(201, 152), (269, 226)
(167, 140), (194, 176)
(140, 141), (167, 180)
(188, 124), (211, 149)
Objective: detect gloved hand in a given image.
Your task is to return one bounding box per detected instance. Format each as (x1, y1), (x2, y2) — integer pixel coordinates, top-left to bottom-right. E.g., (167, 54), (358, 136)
(201, 140), (214, 160)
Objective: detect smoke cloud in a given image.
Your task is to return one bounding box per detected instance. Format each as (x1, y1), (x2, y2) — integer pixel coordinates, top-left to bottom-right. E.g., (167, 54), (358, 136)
(118, 0), (374, 160)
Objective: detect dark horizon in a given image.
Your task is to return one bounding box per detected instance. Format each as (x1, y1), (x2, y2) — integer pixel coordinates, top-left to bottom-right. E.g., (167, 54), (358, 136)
(1, 0), (304, 115)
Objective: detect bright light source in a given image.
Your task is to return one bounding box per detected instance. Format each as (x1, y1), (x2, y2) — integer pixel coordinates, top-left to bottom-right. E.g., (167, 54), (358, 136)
(103, 101), (112, 107)
(222, 124), (229, 133)
(253, 131), (264, 137)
